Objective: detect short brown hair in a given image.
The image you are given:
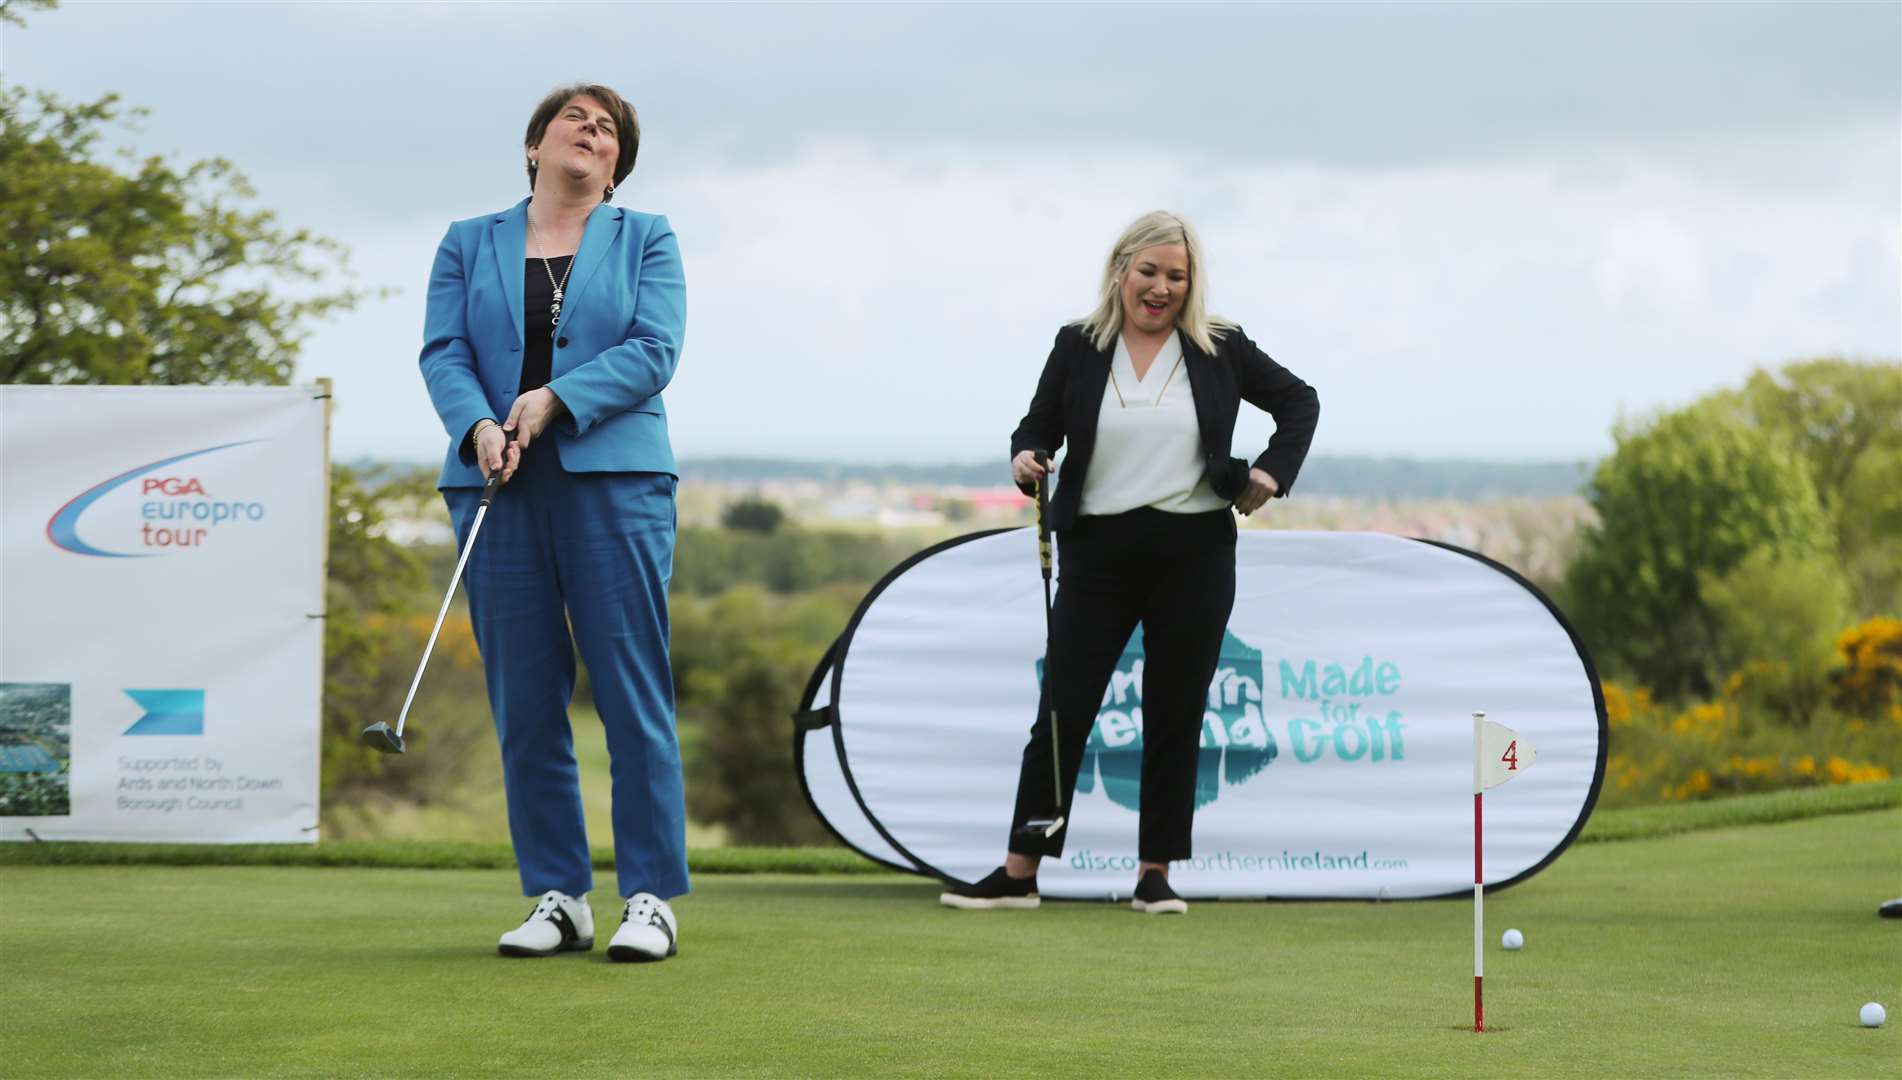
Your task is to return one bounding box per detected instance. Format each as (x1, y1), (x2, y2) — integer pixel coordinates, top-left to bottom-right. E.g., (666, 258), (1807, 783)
(524, 83), (640, 200)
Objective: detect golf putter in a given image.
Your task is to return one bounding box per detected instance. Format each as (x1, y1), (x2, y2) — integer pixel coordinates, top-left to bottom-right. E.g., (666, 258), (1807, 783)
(1012, 451), (1066, 845)
(360, 437), (514, 754)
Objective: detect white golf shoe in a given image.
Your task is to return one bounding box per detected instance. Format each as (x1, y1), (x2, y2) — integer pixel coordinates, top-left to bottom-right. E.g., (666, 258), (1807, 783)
(607, 892), (678, 962)
(497, 890), (594, 957)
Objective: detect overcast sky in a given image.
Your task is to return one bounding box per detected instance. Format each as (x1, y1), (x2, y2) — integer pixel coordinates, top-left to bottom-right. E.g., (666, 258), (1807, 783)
(8, 2), (1898, 465)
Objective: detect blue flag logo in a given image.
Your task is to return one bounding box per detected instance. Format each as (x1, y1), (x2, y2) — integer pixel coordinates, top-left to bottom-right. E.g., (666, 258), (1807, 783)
(123, 689), (205, 736)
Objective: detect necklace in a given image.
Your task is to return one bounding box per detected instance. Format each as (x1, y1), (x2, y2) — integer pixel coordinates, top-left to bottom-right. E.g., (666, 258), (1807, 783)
(1108, 349), (1184, 409)
(526, 210), (577, 340)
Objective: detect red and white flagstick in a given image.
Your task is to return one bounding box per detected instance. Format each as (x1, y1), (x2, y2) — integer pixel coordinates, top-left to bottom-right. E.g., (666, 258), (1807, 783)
(1473, 709), (1485, 1034)
(1470, 711), (1534, 1034)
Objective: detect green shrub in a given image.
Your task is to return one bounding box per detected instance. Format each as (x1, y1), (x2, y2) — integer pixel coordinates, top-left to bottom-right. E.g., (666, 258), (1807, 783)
(677, 585), (861, 845)
(673, 525), (923, 596)
(1700, 549), (1851, 725)
(320, 466), (491, 820)
(1600, 675), (1896, 809)
(1566, 406), (1835, 697)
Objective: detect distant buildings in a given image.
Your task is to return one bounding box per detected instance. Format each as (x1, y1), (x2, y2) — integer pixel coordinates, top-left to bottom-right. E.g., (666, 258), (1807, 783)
(370, 466), (1589, 586)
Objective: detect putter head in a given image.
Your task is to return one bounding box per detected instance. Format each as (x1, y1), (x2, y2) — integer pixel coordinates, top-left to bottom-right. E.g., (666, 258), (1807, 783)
(1011, 816), (1064, 847)
(359, 722), (406, 755)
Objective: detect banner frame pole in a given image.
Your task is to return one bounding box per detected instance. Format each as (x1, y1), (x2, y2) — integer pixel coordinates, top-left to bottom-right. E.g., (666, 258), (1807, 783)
(312, 377), (333, 841)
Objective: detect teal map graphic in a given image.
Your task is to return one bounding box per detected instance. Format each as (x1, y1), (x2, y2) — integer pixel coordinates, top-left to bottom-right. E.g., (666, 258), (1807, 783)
(1040, 628), (1277, 812)
(0, 682), (72, 817)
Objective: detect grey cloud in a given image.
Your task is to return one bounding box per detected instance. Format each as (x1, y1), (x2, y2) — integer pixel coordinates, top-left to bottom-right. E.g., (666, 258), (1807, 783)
(10, 2), (1897, 177)
(6, 2), (1895, 464)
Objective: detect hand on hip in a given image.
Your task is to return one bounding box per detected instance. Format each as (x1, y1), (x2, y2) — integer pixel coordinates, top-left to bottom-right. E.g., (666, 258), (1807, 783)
(1233, 468), (1279, 515)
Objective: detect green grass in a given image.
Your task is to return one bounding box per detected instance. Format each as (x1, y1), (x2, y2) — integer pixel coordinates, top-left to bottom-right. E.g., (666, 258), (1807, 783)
(3, 808), (1897, 1078)
(7, 780), (1894, 872)
(0, 838), (884, 874)
(1577, 778), (1901, 844)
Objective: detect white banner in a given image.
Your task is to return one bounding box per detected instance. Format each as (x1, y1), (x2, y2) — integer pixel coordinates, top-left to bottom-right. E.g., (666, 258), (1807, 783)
(0, 386), (328, 843)
(797, 529), (1606, 900)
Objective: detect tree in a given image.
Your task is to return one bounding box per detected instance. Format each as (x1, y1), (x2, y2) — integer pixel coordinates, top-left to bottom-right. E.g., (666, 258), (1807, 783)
(676, 585), (858, 845)
(1718, 360), (1902, 514)
(1564, 405), (1836, 697)
(1701, 548), (1851, 725)
(672, 524), (921, 596)
(0, 0), (58, 29)
(1708, 359), (1902, 615)
(0, 85), (373, 384)
(0, 47), (470, 828)
(321, 466), (437, 800)
(720, 495), (786, 534)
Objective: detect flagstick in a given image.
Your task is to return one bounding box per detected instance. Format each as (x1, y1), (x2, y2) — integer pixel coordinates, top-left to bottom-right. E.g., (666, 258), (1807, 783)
(1474, 709), (1485, 1034)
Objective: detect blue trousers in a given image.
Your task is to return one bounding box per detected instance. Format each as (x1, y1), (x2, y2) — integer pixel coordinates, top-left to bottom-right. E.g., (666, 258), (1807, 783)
(445, 445), (688, 901)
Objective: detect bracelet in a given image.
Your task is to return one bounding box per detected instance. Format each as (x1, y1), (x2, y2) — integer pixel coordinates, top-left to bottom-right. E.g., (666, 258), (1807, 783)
(470, 419), (497, 451)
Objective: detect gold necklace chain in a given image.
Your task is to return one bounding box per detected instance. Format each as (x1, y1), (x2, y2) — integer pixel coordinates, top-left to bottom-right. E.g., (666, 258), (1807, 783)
(1108, 351), (1185, 409)
(526, 210), (577, 341)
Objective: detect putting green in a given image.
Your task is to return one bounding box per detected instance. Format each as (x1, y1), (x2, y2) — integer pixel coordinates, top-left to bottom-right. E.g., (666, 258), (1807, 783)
(3, 809), (1896, 1078)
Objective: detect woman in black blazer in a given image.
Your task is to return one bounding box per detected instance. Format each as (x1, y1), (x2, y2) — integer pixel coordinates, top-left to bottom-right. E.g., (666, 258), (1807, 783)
(941, 211), (1319, 915)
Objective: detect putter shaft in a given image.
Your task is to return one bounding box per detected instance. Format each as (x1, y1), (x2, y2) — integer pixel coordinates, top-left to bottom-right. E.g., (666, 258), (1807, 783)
(391, 471), (503, 739)
(1035, 458), (1063, 829)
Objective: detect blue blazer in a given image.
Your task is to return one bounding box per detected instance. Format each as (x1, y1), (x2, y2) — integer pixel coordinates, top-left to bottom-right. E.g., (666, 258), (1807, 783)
(419, 197), (686, 488)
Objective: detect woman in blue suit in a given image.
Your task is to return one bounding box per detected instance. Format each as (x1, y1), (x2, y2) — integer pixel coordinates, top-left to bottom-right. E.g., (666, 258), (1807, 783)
(418, 83), (685, 963)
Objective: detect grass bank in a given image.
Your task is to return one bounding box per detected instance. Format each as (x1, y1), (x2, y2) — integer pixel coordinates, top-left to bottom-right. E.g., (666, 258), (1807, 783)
(7, 779), (1895, 872)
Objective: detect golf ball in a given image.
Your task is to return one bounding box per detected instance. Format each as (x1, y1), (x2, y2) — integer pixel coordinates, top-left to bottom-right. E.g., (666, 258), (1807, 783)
(1862, 1003), (1886, 1028)
(1501, 929), (1524, 951)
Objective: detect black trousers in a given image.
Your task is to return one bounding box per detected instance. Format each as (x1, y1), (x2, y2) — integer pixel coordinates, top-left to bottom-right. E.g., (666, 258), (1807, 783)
(1008, 506), (1237, 863)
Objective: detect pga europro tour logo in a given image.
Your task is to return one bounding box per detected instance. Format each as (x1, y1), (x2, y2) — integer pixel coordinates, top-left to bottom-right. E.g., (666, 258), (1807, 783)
(1049, 628), (1410, 873)
(46, 441), (270, 557)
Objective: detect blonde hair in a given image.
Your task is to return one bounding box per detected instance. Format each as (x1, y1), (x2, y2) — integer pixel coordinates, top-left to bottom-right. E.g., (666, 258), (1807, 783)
(1077, 210), (1233, 353)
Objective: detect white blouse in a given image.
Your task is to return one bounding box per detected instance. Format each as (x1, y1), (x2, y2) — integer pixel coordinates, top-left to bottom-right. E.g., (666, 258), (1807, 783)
(1076, 334), (1230, 517)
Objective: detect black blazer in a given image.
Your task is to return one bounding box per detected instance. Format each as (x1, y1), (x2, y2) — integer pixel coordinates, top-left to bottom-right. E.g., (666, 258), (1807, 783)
(1009, 323), (1320, 532)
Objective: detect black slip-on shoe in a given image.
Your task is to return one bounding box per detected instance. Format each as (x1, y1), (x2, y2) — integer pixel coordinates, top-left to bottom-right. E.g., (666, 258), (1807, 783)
(1131, 869), (1187, 915)
(1880, 898), (1902, 920)
(940, 867), (1040, 910)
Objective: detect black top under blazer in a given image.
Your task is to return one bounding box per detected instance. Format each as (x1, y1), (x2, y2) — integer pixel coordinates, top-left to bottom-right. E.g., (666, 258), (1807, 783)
(1009, 322), (1320, 533)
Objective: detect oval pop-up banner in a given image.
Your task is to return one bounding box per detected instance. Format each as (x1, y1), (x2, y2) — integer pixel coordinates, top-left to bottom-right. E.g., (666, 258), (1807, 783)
(795, 529), (1606, 900)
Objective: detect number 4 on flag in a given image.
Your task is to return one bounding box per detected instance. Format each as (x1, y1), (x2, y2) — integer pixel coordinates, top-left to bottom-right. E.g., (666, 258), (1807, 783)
(1478, 717), (1536, 790)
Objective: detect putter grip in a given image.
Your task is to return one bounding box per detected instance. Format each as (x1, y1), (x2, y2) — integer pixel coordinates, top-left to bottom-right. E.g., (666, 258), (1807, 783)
(1033, 452), (1052, 572)
(478, 434), (520, 506)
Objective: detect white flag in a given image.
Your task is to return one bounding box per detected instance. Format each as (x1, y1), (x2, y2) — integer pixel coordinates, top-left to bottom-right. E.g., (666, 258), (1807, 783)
(1478, 719), (1536, 790)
